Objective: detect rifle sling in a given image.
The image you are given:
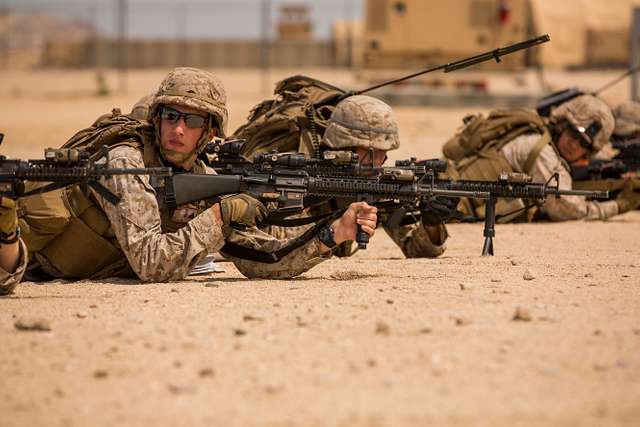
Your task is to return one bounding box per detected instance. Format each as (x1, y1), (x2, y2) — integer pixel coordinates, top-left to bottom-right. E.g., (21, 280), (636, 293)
(523, 131), (552, 175)
(220, 215), (338, 264)
(261, 210), (340, 227)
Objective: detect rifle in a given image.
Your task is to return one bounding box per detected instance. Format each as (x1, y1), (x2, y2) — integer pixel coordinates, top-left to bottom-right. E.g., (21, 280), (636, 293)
(163, 143), (608, 260)
(0, 133), (172, 205)
(571, 137), (640, 194)
(536, 64), (640, 117)
(298, 35), (551, 159)
(338, 34), (551, 101)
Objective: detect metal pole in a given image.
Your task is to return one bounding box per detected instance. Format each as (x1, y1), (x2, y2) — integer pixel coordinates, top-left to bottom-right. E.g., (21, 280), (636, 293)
(261, 0), (271, 97)
(117, 0), (128, 93)
(344, 0), (353, 68)
(0, 8), (9, 69)
(631, 7), (640, 101)
(177, 3), (187, 66)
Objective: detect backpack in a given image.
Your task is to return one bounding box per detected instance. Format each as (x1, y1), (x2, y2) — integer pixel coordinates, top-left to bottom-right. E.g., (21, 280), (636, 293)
(232, 75), (347, 158)
(16, 109), (155, 280)
(443, 108), (550, 223)
(61, 108), (153, 159)
(442, 108), (547, 161)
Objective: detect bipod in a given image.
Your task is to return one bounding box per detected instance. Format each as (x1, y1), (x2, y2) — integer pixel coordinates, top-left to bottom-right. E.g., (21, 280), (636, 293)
(482, 196), (497, 256)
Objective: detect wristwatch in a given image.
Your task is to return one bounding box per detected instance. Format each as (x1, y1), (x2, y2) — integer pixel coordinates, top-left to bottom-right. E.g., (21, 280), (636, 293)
(318, 224), (337, 249)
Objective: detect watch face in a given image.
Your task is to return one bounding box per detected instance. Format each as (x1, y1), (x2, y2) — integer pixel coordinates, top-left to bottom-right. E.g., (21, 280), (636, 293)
(319, 224), (337, 248)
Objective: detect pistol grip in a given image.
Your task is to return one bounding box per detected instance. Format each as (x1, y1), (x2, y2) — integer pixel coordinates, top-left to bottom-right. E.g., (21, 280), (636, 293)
(356, 225), (369, 249)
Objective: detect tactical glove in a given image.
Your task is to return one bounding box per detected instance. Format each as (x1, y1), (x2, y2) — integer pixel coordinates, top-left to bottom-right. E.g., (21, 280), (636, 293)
(0, 197), (18, 242)
(615, 180), (640, 214)
(219, 193), (267, 227)
(421, 196), (460, 226)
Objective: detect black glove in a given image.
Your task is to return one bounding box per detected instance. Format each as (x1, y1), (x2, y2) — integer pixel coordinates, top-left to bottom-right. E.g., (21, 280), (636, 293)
(421, 196), (460, 226)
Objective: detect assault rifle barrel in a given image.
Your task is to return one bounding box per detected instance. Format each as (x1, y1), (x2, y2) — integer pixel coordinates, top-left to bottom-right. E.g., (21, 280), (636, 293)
(354, 34), (551, 96)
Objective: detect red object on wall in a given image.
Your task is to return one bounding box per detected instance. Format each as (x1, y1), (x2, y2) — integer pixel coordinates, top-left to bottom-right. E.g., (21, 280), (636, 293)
(499, 0), (511, 24)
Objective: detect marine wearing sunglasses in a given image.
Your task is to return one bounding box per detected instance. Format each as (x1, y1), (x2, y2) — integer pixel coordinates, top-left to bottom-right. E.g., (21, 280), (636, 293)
(557, 120), (602, 163)
(158, 104), (216, 169)
(160, 105), (208, 129)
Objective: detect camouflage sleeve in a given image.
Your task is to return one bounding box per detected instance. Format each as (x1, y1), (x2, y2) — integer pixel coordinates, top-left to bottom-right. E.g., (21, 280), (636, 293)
(382, 221), (448, 258)
(226, 222), (330, 279)
(502, 136), (618, 221)
(0, 239), (28, 295)
(92, 146), (226, 282)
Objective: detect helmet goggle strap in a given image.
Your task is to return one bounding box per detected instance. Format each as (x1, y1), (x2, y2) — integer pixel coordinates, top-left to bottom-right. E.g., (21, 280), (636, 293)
(359, 147), (387, 167)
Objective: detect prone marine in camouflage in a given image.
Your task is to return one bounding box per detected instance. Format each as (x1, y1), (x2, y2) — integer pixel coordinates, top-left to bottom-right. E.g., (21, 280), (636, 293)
(613, 101), (640, 138)
(446, 94), (640, 221)
(324, 95), (454, 258)
(0, 67), (378, 293)
(237, 95), (455, 269)
(590, 100), (640, 160)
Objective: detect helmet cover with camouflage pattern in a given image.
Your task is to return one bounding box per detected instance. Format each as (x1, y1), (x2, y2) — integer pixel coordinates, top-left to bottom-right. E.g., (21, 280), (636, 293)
(149, 67), (228, 137)
(322, 95), (400, 151)
(550, 94), (614, 152)
(612, 100), (640, 137)
(130, 93), (154, 121)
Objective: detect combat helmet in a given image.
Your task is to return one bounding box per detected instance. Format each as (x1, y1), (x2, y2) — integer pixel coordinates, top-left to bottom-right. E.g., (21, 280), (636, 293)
(322, 95), (400, 151)
(549, 94), (614, 153)
(612, 100), (640, 137)
(149, 67), (228, 139)
(130, 93), (154, 121)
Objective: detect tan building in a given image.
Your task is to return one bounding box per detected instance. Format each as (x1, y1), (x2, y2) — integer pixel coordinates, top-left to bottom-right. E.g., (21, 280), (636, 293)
(276, 4), (313, 41)
(363, 0), (640, 69)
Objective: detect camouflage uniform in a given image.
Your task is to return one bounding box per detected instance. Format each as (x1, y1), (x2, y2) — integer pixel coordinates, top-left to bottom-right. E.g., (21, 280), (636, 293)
(0, 67), (325, 291)
(500, 133), (618, 220)
(91, 145), (325, 281)
(130, 93), (154, 121)
(499, 95), (618, 220)
(0, 241), (27, 295)
(254, 95), (448, 260)
(613, 101), (640, 137)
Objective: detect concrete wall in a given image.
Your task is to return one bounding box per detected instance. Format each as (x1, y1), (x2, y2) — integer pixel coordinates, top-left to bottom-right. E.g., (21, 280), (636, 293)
(41, 39), (335, 69)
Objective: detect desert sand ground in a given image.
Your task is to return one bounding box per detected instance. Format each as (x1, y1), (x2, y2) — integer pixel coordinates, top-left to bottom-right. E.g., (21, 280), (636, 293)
(0, 68), (639, 427)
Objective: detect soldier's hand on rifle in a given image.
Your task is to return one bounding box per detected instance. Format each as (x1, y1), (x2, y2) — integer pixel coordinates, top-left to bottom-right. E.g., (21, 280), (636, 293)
(0, 197), (18, 242)
(218, 193), (268, 227)
(0, 197), (21, 280)
(421, 196), (460, 226)
(331, 202), (378, 244)
(615, 180), (640, 214)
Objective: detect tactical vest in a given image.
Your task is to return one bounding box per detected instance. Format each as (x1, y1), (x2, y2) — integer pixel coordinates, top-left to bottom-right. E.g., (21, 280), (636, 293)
(18, 114), (208, 280)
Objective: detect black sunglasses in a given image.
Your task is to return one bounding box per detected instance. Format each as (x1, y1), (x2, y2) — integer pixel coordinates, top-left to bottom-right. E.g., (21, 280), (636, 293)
(567, 121), (602, 150)
(160, 106), (207, 129)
